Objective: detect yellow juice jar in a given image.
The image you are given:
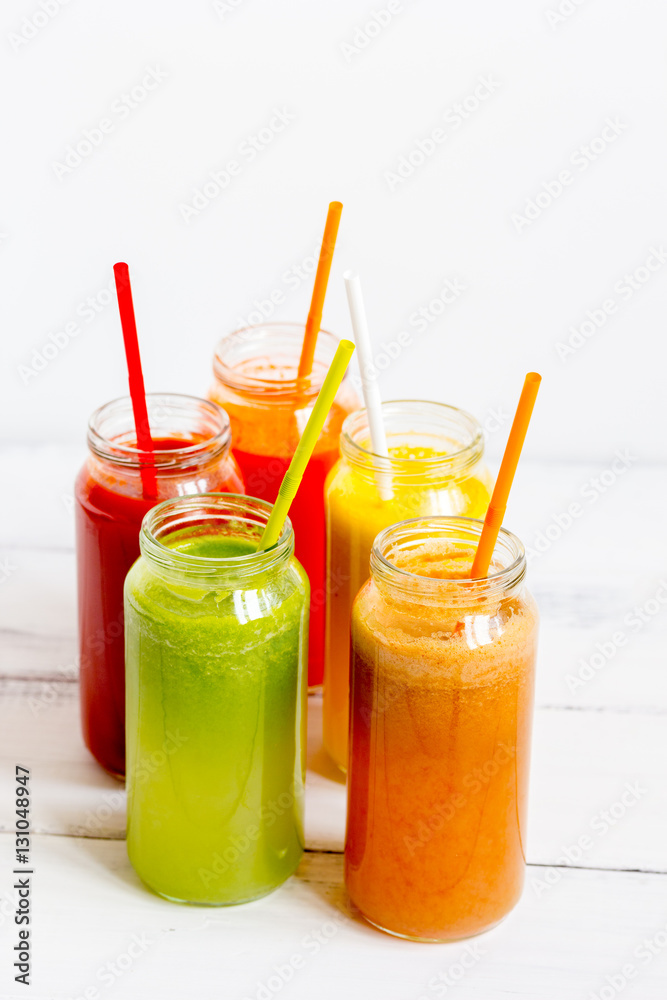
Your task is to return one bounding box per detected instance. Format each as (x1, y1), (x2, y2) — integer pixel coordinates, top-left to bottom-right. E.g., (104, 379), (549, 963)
(323, 401), (492, 770)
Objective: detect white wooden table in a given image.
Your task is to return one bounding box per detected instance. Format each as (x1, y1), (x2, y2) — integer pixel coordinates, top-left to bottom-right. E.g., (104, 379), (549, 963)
(1, 446), (666, 999)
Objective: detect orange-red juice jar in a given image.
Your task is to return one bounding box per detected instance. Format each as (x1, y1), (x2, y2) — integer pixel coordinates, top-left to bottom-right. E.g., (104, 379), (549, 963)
(324, 402), (491, 770)
(346, 516), (538, 941)
(75, 394), (244, 778)
(209, 324), (358, 687)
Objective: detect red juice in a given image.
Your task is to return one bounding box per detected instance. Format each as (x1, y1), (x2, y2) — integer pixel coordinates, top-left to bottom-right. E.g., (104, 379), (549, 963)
(232, 445), (339, 672)
(75, 396), (244, 777)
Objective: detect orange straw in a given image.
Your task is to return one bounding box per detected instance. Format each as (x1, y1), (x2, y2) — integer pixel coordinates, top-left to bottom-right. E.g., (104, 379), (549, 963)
(297, 201), (343, 378)
(470, 372), (542, 579)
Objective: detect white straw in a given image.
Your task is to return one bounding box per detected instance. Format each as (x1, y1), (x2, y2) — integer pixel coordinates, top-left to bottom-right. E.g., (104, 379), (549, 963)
(343, 270), (393, 501)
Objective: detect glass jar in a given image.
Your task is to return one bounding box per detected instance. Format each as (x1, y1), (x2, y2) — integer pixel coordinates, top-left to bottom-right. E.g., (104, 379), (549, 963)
(323, 401), (492, 770)
(209, 323), (359, 688)
(345, 516), (538, 941)
(125, 494), (308, 905)
(75, 393), (244, 778)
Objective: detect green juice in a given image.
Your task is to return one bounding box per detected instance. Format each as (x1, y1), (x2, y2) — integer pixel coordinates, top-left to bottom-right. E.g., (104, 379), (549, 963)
(125, 519), (308, 905)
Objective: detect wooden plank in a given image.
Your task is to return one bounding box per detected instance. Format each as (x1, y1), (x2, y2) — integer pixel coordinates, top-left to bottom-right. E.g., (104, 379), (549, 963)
(0, 835), (666, 999)
(0, 682), (665, 872)
(0, 445), (79, 552)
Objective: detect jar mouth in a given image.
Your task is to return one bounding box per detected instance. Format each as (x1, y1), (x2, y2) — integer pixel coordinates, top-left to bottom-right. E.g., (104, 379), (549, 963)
(341, 401), (485, 482)
(371, 516), (526, 604)
(212, 323), (341, 398)
(88, 393), (231, 470)
(140, 493), (294, 584)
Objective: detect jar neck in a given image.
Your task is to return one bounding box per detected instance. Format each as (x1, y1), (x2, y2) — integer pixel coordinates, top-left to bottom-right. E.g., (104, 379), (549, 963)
(88, 393), (231, 474)
(340, 401), (485, 486)
(139, 494), (294, 588)
(371, 516), (526, 608)
(212, 323), (342, 404)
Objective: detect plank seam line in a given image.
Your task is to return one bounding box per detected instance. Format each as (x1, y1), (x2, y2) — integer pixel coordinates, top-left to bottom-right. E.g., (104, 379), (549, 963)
(0, 831), (664, 877)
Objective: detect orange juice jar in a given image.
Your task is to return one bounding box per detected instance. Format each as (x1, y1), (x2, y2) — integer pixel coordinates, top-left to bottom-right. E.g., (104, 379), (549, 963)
(209, 324), (358, 687)
(346, 516), (538, 941)
(324, 402), (491, 769)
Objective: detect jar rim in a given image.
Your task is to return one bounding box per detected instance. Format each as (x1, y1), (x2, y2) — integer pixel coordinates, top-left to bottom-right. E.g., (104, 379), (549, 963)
(212, 323), (341, 397)
(341, 401), (485, 479)
(371, 516), (526, 603)
(88, 393), (231, 470)
(140, 493), (294, 583)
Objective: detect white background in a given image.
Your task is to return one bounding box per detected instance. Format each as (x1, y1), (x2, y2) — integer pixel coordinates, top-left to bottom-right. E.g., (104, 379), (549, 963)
(2, 0), (665, 464)
(2, 3), (667, 999)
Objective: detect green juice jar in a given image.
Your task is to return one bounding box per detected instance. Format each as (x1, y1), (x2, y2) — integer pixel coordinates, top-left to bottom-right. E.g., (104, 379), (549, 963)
(124, 494), (309, 905)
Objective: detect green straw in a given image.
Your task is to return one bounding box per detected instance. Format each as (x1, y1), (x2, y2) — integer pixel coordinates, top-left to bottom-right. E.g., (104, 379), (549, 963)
(258, 339), (355, 551)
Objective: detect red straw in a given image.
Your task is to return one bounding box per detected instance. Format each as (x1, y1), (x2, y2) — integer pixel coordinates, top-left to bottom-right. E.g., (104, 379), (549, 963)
(112, 263), (156, 499)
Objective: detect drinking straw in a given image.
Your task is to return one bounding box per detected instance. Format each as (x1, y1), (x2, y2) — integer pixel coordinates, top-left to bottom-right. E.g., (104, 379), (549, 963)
(112, 262), (157, 499)
(297, 201), (343, 378)
(343, 271), (393, 501)
(259, 339), (355, 551)
(470, 372), (542, 579)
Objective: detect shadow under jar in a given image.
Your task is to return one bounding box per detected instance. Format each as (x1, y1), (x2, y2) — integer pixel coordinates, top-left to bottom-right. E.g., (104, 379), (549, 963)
(75, 394), (244, 778)
(209, 323), (359, 688)
(125, 494), (309, 905)
(323, 401), (492, 771)
(345, 516), (538, 942)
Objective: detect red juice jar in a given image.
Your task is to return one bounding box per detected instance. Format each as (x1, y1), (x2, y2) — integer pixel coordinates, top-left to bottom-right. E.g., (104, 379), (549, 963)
(75, 393), (244, 777)
(209, 324), (358, 687)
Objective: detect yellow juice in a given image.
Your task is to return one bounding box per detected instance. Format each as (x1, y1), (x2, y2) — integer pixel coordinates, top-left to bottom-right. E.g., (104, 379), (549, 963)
(323, 402), (492, 770)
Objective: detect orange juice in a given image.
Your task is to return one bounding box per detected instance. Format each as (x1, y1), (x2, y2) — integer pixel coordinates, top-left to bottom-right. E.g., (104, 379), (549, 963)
(324, 402), (491, 769)
(345, 517), (538, 941)
(209, 324), (358, 686)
